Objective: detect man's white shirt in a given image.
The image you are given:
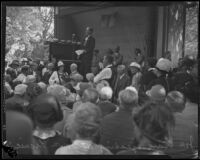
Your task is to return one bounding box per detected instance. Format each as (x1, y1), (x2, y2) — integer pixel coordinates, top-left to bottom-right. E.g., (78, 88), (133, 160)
(94, 64), (112, 83)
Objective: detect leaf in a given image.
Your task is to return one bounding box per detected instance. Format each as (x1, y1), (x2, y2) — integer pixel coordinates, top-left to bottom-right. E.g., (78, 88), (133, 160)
(6, 7), (54, 61)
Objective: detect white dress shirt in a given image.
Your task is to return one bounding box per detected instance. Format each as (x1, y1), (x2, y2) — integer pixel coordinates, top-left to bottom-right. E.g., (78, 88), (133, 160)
(13, 73), (27, 83)
(49, 71), (60, 85)
(42, 68), (47, 76)
(94, 64), (112, 83)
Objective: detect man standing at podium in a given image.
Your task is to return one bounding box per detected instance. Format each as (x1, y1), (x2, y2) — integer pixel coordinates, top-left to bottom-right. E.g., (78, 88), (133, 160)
(80, 27), (95, 78)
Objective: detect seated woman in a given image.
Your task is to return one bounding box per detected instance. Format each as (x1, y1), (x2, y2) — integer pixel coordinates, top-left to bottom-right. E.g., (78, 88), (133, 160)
(69, 63), (79, 78)
(117, 101), (174, 156)
(128, 62), (142, 91)
(55, 102), (112, 155)
(27, 94), (71, 155)
(46, 84), (73, 132)
(6, 111), (33, 156)
(49, 61), (69, 85)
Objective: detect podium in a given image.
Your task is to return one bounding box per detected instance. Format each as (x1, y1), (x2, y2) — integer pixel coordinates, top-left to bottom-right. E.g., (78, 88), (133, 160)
(49, 42), (81, 73)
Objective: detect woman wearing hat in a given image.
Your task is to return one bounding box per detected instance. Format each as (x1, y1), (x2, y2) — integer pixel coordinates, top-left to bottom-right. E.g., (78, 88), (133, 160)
(42, 63), (54, 85)
(49, 61), (69, 85)
(13, 65), (29, 84)
(21, 58), (29, 66)
(147, 58), (172, 93)
(27, 94), (71, 155)
(129, 62), (142, 91)
(6, 60), (20, 80)
(56, 102), (112, 155)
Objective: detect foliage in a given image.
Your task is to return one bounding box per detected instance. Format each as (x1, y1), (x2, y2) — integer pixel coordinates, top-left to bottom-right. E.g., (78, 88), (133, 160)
(185, 2), (199, 58)
(167, 3), (185, 67)
(6, 7), (54, 62)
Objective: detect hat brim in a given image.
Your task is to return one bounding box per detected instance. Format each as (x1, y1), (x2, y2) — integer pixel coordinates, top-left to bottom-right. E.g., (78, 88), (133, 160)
(155, 67), (169, 74)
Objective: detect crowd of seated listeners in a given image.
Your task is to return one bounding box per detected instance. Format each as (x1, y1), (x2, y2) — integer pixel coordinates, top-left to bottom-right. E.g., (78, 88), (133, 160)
(4, 48), (198, 158)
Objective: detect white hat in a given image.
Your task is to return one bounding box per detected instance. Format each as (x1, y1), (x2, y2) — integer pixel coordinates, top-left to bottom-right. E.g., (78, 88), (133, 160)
(125, 86), (138, 96)
(14, 84), (28, 95)
(57, 61), (64, 67)
(129, 62), (141, 69)
(156, 58), (172, 72)
(21, 58), (28, 62)
(24, 75), (36, 84)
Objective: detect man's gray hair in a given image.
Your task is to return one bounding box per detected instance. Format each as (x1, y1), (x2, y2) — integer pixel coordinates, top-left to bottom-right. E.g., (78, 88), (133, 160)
(100, 86), (113, 100)
(82, 88), (99, 103)
(118, 89), (138, 110)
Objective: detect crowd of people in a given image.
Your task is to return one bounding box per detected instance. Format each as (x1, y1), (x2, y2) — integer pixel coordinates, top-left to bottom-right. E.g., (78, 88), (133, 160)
(4, 47), (198, 158)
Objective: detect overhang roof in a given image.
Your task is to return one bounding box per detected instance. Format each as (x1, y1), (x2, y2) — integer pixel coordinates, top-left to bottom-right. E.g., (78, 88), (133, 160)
(56, 1), (176, 16)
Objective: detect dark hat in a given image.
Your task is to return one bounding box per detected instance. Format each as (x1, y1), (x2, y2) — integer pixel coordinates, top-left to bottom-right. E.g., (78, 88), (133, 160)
(6, 111), (33, 148)
(21, 65), (29, 72)
(28, 94), (63, 126)
(10, 60), (20, 66)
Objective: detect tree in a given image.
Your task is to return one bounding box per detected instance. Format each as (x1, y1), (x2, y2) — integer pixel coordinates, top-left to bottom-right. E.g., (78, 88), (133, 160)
(185, 2), (199, 58)
(6, 7), (54, 61)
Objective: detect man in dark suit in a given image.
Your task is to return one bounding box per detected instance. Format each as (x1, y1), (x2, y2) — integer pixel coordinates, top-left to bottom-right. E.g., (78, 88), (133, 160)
(80, 27), (95, 78)
(113, 65), (131, 102)
(99, 89), (138, 154)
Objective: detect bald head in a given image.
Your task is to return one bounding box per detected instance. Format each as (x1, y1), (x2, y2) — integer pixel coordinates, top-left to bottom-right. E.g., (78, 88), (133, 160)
(82, 88), (99, 103)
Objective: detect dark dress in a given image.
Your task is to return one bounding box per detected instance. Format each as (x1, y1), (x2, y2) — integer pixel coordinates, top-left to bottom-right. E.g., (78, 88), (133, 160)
(32, 132), (71, 155)
(97, 101), (117, 117)
(113, 74), (130, 100)
(100, 109), (136, 154)
(42, 71), (53, 84)
(140, 70), (157, 91)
